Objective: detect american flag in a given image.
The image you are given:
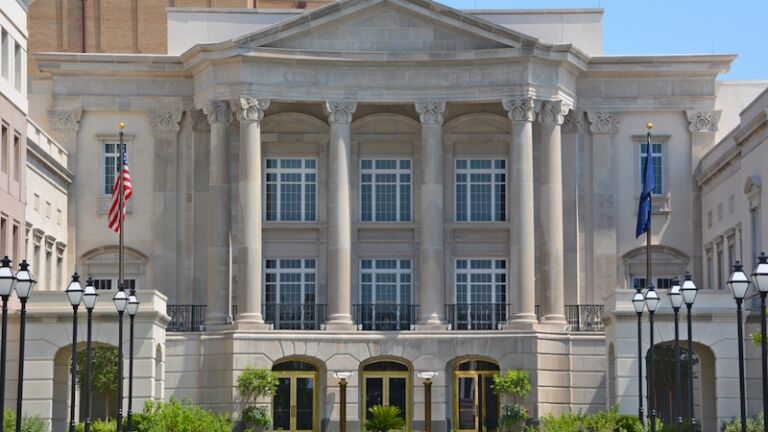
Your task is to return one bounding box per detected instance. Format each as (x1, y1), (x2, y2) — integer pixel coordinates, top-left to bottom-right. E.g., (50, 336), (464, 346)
(107, 144), (133, 232)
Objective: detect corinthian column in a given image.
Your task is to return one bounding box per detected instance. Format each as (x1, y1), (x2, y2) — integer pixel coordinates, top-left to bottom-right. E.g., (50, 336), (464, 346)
(205, 100), (233, 327)
(416, 100), (446, 327)
(503, 97), (537, 325)
(537, 100), (568, 324)
(236, 96), (270, 328)
(325, 101), (357, 330)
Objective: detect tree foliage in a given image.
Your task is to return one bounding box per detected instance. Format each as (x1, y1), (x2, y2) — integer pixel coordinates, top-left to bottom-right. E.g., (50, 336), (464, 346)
(364, 405), (405, 432)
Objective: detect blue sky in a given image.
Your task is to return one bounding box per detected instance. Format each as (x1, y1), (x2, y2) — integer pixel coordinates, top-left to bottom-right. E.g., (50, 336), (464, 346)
(440, 0), (766, 81)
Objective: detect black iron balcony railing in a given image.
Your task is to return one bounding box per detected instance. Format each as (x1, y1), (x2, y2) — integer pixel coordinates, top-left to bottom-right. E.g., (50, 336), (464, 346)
(263, 303), (327, 330)
(565, 304), (605, 332)
(445, 303), (510, 330)
(353, 304), (419, 331)
(166, 304), (207, 332)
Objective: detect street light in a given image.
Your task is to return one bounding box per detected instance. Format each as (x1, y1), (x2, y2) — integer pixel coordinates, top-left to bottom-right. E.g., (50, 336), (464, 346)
(728, 261), (750, 432)
(668, 278), (683, 432)
(14, 260), (36, 432)
(82, 278), (98, 432)
(752, 252), (768, 432)
(681, 272), (698, 431)
(645, 284), (660, 432)
(65, 273), (84, 432)
(126, 292), (139, 431)
(0, 256), (16, 432)
(632, 289), (645, 426)
(113, 286), (128, 432)
(418, 372), (438, 432)
(333, 371), (353, 432)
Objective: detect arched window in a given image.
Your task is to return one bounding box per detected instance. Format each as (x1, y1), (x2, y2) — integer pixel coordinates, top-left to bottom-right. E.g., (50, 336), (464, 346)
(80, 246), (148, 292)
(622, 246), (688, 290)
(362, 359), (410, 430)
(272, 360), (318, 432)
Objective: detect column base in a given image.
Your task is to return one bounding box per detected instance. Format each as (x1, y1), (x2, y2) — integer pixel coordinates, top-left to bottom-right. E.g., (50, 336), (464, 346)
(540, 314), (568, 325)
(204, 313), (233, 331)
(325, 315), (356, 331)
(503, 313), (538, 330)
(234, 314), (271, 331)
(415, 321), (447, 331)
(537, 315), (569, 333)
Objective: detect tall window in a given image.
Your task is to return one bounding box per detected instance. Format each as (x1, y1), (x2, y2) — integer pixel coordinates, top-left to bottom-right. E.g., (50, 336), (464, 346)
(11, 224), (18, 262)
(455, 159), (506, 222)
(13, 43), (21, 90)
(1, 30), (9, 80)
(640, 143), (663, 195)
(102, 143), (120, 195)
(454, 259), (506, 304)
(359, 259), (411, 305)
(13, 134), (19, 181)
(360, 159), (411, 222)
(752, 208), (762, 267)
(1, 124), (7, 174)
(0, 218), (5, 257)
(265, 159), (316, 221)
(264, 259), (316, 305)
(705, 250), (713, 290)
(716, 245), (724, 290)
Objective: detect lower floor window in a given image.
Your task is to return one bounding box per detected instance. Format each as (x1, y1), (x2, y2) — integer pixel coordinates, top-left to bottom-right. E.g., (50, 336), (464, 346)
(92, 278), (136, 291)
(359, 259), (411, 305)
(454, 259), (506, 304)
(265, 259), (316, 305)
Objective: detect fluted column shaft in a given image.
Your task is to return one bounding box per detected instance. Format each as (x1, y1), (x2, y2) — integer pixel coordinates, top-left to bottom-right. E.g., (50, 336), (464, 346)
(205, 100), (233, 327)
(325, 101), (357, 329)
(416, 101), (447, 326)
(538, 100), (567, 324)
(503, 98), (537, 324)
(236, 97), (270, 326)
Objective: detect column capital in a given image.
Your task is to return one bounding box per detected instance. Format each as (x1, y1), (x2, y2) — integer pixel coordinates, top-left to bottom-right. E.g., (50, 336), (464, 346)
(190, 109), (210, 132)
(237, 96), (271, 123)
(502, 97), (535, 122)
(47, 109), (82, 131)
(536, 100), (570, 125)
(205, 100), (233, 125)
(686, 110), (721, 133)
(325, 100), (357, 124)
(563, 110), (584, 133)
(415, 100), (447, 125)
(148, 110), (183, 133)
(587, 111), (621, 134)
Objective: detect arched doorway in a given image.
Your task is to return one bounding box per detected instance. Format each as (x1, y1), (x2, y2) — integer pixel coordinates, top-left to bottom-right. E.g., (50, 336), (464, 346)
(453, 359), (500, 432)
(361, 359), (411, 430)
(272, 359), (319, 432)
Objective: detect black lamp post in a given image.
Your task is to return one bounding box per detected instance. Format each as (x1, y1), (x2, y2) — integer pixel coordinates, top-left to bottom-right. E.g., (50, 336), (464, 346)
(126, 292), (139, 431)
(112, 286), (128, 432)
(0, 257), (16, 432)
(333, 371), (352, 432)
(681, 272), (698, 431)
(418, 372), (437, 432)
(668, 278), (684, 432)
(14, 260), (36, 432)
(728, 261), (750, 432)
(645, 284), (661, 432)
(66, 273), (84, 432)
(632, 289), (646, 426)
(82, 278), (98, 432)
(752, 253), (768, 432)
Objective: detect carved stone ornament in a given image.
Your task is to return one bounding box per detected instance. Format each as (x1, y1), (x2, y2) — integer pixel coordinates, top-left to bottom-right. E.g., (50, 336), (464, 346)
(190, 109), (210, 132)
(537, 100), (569, 125)
(563, 110), (584, 133)
(205, 100), (233, 125)
(415, 101), (447, 125)
(325, 101), (357, 124)
(687, 110), (721, 133)
(48, 110), (82, 131)
(237, 96), (270, 122)
(502, 97), (535, 122)
(587, 112), (620, 134)
(149, 110), (182, 133)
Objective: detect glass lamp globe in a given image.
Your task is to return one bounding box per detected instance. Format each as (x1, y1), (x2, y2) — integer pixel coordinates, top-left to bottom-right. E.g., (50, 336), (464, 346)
(753, 253), (768, 294)
(645, 285), (661, 312)
(0, 256), (16, 297)
(333, 371), (353, 380)
(83, 277), (98, 310)
(65, 273), (83, 306)
(728, 261), (751, 300)
(681, 272), (698, 306)
(127, 294), (140, 316)
(632, 291), (645, 313)
(14, 260), (36, 300)
(668, 278), (683, 310)
(113, 289), (129, 313)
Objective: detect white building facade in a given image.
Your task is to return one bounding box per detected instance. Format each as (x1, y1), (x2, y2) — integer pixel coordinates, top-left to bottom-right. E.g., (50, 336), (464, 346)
(9, 1), (768, 431)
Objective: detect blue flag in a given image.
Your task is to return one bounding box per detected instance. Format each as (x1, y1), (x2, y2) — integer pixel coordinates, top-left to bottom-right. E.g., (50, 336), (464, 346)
(636, 133), (655, 237)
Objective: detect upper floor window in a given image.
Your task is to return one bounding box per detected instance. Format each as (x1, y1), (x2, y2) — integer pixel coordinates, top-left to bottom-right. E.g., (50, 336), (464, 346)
(360, 259), (412, 305)
(265, 159), (316, 222)
(640, 143), (663, 195)
(360, 159), (411, 222)
(1, 30), (8, 80)
(13, 43), (21, 90)
(455, 259), (506, 304)
(13, 134), (19, 181)
(264, 259), (316, 305)
(93, 278), (137, 291)
(455, 159), (506, 222)
(102, 143), (120, 195)
(1, 123), (7, 174)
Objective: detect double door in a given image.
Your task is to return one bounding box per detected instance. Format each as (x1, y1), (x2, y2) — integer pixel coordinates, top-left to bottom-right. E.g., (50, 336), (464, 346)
(273, 372), (317, 432)
(454, 371), (499, 432)
(363, 372), (409, 429)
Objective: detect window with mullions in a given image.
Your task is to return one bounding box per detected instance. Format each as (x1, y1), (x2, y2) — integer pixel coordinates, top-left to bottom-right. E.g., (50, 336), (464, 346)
(360, 259), (411, 305)
(264, 259), (316, 305)
(455, 159), (506, 222)
(92, 278), (136, 291)
(102, 143), (121, 195)
(631, 277), (674, 291)
(454, 259), (506, 304)
(360, 159), (411, 222)
(265, 159), (317, 221)
(640, 143), (663, 195)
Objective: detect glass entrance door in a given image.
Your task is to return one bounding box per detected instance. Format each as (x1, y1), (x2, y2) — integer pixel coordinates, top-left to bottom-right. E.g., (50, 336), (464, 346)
(453, 361), (500, 432)
(272, 366), (317, 432)
(362, 361), (410, 430)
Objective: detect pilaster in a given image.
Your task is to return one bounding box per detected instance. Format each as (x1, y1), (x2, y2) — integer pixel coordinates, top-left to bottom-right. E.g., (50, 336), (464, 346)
(190, 110), (211, 306)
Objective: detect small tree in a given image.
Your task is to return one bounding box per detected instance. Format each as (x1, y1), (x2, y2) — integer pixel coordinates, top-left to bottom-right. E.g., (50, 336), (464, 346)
(76, 345), (119, 419)
(492, 370), (532, 431)
(236, 367), (278, 431)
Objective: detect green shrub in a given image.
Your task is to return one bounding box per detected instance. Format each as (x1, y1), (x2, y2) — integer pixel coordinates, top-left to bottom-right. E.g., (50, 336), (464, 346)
(3, 408), (49, 432)
(492, 370), (532, 401)
(236, 368), (278, 404)
(616, 415), (644, 432)
(535, 408), (654, 432)
(539, 411), (583, 432)
(364, 405), (405, 432)
(242, 406), (271, 429)
(721, 412), (764, 432)
(74, 419), (118, 432)
(500, 404), (529, 430)
(131, 398), (233, 432)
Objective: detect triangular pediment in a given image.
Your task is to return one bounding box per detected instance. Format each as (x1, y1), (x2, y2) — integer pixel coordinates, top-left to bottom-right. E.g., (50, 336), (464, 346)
(234, 0), (538, 53)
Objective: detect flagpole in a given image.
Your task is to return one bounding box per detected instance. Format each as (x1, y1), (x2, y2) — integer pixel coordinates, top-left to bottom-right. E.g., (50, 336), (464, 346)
(116, 122), (125, 432)
(645, 122), (656, 432)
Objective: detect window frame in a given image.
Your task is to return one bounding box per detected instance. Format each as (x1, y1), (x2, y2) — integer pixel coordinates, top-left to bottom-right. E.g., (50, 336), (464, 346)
(453, 258), (507, 305)
(101, 142), (121, 197)
(263, 258), (317, 306)
(359, 159), (412, 222)
(359, 258), (412, 305)
(639, 142), (664, 196)
(264, 158), (317, 222)
(454, 158), (507, 222)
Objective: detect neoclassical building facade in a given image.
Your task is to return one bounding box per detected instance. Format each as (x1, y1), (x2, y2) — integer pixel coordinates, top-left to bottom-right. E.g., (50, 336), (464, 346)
(9, 0), (768, 431)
